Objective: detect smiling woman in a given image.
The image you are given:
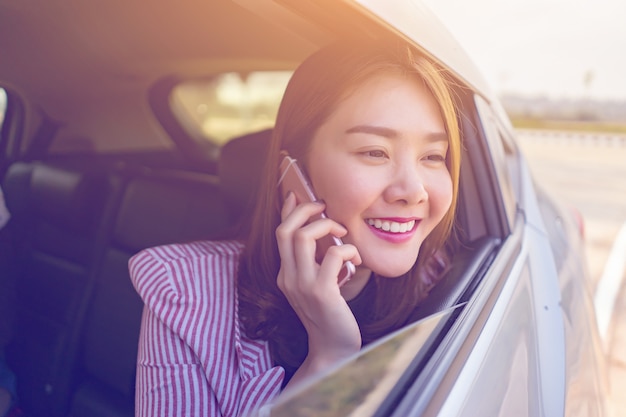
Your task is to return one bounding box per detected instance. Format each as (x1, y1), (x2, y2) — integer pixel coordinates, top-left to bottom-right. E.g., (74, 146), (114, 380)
(129, 38), (461, 417)
(238, 38), (460, 390)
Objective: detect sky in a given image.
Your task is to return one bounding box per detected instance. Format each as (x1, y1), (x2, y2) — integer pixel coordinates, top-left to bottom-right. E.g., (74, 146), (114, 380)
(421, 0), (626, 101)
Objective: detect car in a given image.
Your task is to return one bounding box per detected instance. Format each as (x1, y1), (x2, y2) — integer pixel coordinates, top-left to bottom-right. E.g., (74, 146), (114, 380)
(0, 0), (610, 416)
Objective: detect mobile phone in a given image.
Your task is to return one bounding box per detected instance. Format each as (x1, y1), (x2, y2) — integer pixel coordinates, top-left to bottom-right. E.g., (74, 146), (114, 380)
(277, 151), (355, 285)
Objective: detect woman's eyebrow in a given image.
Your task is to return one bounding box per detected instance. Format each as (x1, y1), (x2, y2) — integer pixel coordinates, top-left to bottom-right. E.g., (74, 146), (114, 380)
(346, 125), (397, 138)
(346, 124), (448, 142)
(426, 132), (449, 143)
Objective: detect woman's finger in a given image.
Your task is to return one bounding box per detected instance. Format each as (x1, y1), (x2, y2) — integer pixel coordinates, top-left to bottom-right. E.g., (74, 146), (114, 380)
(292, 219), (348, 279)
(280, 191), (297, 220)
(276, 195), (319, 274)
(317, 243), (361, 282)
(277, 200), (330, 274)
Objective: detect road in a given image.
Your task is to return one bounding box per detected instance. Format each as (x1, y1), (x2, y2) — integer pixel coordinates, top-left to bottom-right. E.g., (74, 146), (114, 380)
(516, 129), (626, 417)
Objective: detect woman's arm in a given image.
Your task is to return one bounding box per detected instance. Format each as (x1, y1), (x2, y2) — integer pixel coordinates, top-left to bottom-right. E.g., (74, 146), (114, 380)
(130, 245), (284, 417)
(135, 306), (219, 417)
(130, 249), (222, 416)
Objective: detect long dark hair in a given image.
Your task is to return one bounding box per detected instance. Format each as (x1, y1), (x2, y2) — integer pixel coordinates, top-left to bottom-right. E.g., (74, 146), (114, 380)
(237, 39), (461, 376)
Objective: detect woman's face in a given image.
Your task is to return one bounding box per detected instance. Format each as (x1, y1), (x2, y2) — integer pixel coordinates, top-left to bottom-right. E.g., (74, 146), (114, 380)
(306, 73), (453, 279)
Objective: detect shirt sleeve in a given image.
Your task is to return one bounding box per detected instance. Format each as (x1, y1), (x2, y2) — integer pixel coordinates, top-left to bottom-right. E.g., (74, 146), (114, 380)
(135, 305), (221, 416)
(131, 248), (223, 416)
(129, 244), (284, 417)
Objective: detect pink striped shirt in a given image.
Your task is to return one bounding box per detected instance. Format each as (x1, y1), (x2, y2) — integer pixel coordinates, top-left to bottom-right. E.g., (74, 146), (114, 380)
(129, 240), (285, 417)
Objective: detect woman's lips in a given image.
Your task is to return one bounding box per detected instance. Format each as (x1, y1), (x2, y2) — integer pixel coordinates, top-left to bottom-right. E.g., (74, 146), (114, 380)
(367, 218), (416, 233)
(365, 218), (420, 243)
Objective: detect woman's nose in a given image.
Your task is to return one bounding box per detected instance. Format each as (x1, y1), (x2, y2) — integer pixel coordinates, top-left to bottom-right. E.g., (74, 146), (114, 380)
(383, 162), (428, 205)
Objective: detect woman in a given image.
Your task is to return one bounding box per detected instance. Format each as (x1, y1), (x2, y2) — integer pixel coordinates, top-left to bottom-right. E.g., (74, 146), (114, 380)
(130, 38), (461, 417)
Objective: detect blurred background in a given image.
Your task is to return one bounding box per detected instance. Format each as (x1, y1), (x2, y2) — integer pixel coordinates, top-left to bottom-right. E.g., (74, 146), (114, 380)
(423, 0), (626, 131)
(422, 1), (626, 415)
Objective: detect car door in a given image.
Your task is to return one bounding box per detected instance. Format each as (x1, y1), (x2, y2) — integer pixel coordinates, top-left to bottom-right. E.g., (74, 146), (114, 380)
(404, 96), (567, 417)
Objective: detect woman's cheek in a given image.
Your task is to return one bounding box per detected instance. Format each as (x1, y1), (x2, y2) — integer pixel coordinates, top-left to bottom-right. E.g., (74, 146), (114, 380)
(321, 173), (372, 219)
(430, 174), (454, 219)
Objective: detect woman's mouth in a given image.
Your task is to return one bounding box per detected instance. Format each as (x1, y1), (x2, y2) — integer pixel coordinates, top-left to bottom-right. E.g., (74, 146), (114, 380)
(366, 218), (417, 234)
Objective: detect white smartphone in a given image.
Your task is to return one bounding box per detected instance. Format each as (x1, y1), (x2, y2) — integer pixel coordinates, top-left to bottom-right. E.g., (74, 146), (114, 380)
(277, 151), (355, 286)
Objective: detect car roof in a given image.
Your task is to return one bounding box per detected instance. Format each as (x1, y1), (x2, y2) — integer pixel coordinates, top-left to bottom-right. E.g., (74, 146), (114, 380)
(0, 0), (311, 98)
(349, 0), (492, 97)
(0, 0), (494, 111)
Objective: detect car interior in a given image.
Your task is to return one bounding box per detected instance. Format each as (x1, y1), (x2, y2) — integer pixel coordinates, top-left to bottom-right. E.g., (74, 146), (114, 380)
(0, 1), (508, 416)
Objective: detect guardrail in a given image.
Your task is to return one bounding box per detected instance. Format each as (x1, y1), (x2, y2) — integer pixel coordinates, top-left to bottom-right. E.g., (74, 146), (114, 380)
(514, 128), (626, 147)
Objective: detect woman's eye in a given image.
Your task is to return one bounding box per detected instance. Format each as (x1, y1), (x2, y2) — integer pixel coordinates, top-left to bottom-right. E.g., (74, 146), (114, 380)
(425, 154), (446, 162)
(366, 150), (387, 159)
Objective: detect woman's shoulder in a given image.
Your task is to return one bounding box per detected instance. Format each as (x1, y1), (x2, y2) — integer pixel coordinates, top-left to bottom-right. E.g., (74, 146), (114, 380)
(129, 239), (244, 301)
(129, 239), (244, 275)
(131, 239), (244, 265)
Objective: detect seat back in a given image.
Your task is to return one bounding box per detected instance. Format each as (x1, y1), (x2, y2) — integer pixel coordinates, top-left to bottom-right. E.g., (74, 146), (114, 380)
(69, 168), (231, 417)
(2, 129), (273, 416)
(2, 161), (118, 417)
(218, 128), (272, 228)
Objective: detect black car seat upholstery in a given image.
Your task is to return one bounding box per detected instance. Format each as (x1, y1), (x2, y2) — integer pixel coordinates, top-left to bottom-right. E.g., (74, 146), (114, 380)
(1, 129), (274, 417)
(218, 128), (272, 228)
(2, 161), (117, 417)
(68, 168), (232, 417)
(2, 158), (237, 417)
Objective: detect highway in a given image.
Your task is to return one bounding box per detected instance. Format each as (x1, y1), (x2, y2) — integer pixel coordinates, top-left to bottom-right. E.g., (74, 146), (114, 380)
(516, 129), (626, 417)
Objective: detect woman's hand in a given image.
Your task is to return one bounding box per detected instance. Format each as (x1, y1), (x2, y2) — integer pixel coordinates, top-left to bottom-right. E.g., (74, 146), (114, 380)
(275, 192), (362, 387)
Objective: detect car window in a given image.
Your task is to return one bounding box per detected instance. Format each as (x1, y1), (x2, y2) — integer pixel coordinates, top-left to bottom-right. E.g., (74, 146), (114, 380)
(474, 96), (518, 229)
(269, 307), (459, 417)
(49, 96), (177, 155)
(170, 71), (292, 147)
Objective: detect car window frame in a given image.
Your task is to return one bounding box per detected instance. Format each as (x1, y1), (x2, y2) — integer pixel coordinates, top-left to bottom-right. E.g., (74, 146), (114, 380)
(474, 95), (520, 232)
(0, 87), (26, 175)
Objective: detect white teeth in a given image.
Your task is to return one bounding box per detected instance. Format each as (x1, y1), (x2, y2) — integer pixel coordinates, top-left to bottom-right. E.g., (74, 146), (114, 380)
(367, 219), (416, 233)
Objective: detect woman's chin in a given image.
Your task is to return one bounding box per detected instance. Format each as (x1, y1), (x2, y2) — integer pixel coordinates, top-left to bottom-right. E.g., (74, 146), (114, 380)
(375, 267), (413, 278)
(364, 257), (418, 278)
(353, 240), (422, 278)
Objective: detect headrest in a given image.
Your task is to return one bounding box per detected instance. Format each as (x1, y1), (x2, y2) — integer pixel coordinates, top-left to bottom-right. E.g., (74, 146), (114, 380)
(3, 162), (109, 234)
(113, 172), (230, 251)
(218, 129), (272, 221)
